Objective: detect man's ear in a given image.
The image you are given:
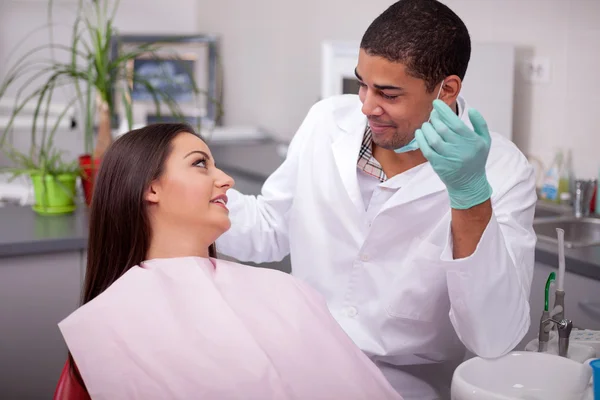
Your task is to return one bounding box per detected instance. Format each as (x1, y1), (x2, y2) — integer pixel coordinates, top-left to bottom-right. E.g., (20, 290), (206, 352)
(145, 180), (160, 204)
(440, 75), (462, 104)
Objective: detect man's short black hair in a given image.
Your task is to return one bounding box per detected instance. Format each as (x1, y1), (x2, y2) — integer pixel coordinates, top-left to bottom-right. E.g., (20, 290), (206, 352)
(360, 0), (471, 93)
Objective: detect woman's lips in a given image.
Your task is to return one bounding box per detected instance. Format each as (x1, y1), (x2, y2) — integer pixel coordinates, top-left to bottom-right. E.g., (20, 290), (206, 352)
(210, 195), (228, 211)
(211, 201), (228, 211)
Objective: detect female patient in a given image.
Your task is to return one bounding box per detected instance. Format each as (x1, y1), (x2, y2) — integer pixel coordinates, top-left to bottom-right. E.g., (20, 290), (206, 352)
(58, 123), (401, 399)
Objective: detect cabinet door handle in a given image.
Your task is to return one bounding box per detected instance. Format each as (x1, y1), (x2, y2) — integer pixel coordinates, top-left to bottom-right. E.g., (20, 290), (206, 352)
(578, 300), (600, 323)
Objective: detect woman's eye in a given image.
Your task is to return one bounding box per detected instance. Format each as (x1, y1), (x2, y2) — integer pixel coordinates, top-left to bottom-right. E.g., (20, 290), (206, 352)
(193, 158), (207, 168)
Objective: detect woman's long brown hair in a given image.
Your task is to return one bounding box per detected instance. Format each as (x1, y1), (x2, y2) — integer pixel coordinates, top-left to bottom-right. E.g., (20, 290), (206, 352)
(68, 123), (216, 389)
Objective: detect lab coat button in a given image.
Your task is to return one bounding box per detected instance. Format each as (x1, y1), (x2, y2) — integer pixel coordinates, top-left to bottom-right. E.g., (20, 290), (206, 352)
(344, 306), (358, 318)
(359, 254), (370, 262)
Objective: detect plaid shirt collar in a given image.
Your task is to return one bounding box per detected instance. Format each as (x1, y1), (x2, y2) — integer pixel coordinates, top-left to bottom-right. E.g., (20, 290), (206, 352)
(357, 125), (387, 182)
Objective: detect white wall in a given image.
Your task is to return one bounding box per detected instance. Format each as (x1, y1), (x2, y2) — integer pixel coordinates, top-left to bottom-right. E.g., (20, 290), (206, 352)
(197, 0), (600, 180)
(0, 0), (200, 163)
(2, 0), (599, 179)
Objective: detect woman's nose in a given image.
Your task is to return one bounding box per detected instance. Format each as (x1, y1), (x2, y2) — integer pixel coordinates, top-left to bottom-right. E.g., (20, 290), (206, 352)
(215, 169), (235, 189)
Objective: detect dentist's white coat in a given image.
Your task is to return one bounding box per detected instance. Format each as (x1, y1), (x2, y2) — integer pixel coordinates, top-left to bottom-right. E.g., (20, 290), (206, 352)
(217, 94), (537, 400)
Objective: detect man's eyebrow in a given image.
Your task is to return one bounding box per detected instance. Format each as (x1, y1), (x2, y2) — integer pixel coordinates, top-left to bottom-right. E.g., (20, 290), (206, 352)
(354, 68), (363, 81)
(354, 68), (404, 91)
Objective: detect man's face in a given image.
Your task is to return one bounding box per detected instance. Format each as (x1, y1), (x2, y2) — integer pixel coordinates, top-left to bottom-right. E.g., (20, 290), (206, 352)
(356, 49), (441, 150)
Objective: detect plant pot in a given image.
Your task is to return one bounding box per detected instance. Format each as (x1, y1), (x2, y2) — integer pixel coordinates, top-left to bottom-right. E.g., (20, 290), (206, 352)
(79, 154), (102, 206)
(30, 173), (77, 215)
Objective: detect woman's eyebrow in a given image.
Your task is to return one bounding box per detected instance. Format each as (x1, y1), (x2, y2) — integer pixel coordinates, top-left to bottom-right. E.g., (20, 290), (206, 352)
(184, 150), (211, 160)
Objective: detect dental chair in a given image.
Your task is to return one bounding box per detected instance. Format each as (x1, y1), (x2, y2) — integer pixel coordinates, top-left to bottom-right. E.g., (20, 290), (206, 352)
(52, 359), (91, 400)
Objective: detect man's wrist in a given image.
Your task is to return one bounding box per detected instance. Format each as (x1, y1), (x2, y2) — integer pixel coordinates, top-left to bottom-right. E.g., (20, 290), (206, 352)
(448, 175), (493, 210)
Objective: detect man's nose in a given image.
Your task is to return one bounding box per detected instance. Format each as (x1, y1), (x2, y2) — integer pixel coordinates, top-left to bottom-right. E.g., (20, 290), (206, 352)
(361, 91), (383, 116)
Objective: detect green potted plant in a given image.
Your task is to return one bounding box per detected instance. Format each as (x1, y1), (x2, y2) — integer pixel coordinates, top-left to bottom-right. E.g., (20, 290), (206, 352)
(0, 0), (219, 206)
(2, 133), (80, 215)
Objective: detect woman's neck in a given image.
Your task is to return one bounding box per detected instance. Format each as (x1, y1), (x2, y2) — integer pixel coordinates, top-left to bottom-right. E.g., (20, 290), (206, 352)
(145, 221), (212, 261)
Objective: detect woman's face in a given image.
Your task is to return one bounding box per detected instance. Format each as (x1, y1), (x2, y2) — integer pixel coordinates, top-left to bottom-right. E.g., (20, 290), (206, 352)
(146, 132), (235, 243)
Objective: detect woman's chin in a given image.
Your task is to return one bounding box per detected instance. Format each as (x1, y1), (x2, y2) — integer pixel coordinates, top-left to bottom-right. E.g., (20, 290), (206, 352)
(222, 220), (232, 234)
(214, 218), (232, 238)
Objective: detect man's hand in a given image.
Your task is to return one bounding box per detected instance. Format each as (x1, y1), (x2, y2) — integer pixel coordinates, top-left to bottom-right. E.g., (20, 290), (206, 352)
(415, 99), (493, 210)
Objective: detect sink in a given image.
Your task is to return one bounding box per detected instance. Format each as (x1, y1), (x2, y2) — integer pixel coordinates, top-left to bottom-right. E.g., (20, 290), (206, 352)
(534, 207), (566, 219)
(534, 217), (600, 248)
(451, 351), (593, 400)
(534, 200), (571, 220)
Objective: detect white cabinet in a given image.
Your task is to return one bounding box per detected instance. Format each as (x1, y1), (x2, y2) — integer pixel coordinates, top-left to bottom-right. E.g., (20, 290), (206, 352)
(519, 262), (600, 349)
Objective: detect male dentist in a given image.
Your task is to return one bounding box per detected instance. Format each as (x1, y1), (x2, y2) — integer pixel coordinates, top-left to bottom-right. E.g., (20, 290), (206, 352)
(217, 0), (537, 398)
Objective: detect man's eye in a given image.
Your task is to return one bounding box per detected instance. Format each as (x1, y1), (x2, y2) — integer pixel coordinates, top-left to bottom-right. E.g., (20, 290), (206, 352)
(381, 93), (399, 100)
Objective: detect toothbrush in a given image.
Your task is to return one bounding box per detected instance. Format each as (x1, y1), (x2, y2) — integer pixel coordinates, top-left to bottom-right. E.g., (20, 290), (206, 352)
(553, 228), (566, 321)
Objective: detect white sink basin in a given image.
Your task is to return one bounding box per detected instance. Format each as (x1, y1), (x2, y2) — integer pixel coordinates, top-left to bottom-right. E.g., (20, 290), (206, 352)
(451, 351), (593, 400)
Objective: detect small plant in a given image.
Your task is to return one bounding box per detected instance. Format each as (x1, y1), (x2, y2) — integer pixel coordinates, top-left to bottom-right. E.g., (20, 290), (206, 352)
(2, 146), (80, 180)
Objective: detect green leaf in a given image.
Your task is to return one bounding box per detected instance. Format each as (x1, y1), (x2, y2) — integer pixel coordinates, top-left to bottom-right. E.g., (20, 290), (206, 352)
(85, 60), (95, 155)
(121, 85), (133, 131)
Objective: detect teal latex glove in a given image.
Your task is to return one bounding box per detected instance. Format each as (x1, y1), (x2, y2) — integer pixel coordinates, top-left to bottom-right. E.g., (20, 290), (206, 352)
(415, 99), (493, 210)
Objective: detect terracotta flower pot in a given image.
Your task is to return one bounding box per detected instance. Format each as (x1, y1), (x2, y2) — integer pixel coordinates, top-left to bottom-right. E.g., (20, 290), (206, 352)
(78, 154), (102, 206)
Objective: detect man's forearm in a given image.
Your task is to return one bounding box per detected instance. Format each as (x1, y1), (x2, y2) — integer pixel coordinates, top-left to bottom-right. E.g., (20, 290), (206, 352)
(451, 199), (493, 259)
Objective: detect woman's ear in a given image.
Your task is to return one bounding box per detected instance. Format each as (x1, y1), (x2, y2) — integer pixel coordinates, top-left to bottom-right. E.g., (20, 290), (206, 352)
(145, 181), (160, 204)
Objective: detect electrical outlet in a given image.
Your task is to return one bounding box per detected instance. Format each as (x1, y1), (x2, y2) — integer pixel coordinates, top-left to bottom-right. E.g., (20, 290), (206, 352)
(522, 57), (551, 83)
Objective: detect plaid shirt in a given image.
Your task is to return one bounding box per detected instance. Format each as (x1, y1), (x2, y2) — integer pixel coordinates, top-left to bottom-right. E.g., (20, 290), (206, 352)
(357, 125), (387, 182)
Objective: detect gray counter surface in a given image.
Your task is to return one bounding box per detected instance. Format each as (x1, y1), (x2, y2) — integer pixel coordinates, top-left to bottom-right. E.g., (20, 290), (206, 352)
(535, 241), (600, 281)
(2, 140), (600, 282)
(0, 203), (89, 257)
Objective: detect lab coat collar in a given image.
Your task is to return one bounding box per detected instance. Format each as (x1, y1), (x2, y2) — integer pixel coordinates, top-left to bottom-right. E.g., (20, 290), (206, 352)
(377, 162), (446, 214)
(456, 96), (473, 129)
(331, 96), (368, 213)
(332, 95), (366, 133)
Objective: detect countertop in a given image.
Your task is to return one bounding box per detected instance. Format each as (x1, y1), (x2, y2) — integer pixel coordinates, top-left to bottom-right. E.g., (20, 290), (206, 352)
(0, 203), (89, 257)
(2, 140), (600, 282)
(535, 240), (600, 281)
(208, 138), (287, 182)
(532, 200), (600, 281)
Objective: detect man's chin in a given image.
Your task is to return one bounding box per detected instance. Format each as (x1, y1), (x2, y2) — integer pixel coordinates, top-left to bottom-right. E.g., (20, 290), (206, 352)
(372, 137), (408, 151)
